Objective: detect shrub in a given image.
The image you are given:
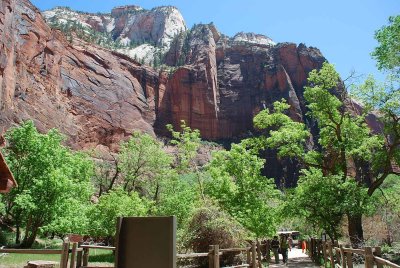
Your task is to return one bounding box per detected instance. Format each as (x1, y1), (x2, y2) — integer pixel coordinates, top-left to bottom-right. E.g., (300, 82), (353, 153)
(185, 201), (249, 267)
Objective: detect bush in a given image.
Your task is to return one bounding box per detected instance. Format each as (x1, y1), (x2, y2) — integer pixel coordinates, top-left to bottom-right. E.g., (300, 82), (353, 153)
(185, 201), (249, 267)
(88, 188), (149, 242)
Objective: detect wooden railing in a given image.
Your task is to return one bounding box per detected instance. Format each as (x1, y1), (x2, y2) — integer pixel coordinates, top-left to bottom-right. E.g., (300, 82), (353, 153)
(177, 242), (258, 268)
(0, 240), (267, 268)
(78, 244), (115, 268)
(306, 238), (400, 268)
(0, 242), (76, 268)
(76, 241), (264, 268)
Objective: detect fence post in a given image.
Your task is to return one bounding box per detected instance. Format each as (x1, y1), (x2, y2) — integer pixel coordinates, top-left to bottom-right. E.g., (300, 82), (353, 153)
(213, 245), (220, 268)
(76, 242), (82, 268)
(322, 241), (328, 267)
(82, 247), (89, 267)
(364, 247), (374, 268)
(340, 245), (346, 268)
(209, 245), (214, 268)
(374, 247), (383, 268)
(346, 251), (353, 268)
(60, 242), (70, 268)
(246, 247), (251, 266)
(70, 243), (77, 268)
(328, 242), (335, 268)
(251, 242), (257, 268)
(256, 239), (263, 268)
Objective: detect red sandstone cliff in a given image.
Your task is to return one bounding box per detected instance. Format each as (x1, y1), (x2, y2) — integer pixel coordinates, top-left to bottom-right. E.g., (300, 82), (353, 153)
(0, 0), (166, 151)
(159, 24), (326, 140)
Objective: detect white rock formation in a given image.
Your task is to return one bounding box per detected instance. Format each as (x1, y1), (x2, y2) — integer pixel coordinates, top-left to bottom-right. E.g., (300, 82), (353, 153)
(232, 32), (275, 46)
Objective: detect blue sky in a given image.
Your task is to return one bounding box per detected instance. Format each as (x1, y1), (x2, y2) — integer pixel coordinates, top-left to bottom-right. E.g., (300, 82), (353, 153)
(31, 0), (399, 82)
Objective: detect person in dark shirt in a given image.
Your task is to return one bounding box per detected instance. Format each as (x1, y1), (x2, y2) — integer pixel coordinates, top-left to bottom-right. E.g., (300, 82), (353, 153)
(280, 234), (289, 264)
(271, 236), (280, 264)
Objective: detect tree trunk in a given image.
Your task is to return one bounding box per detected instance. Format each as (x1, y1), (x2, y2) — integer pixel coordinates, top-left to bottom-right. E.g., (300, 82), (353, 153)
(20, 226), (39, 248)
(15, 224), (20, 245)
(347, 214), (364, 248)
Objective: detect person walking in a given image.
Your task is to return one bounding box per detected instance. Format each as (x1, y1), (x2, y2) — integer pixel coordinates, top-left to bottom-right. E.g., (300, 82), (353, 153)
(280, 234), (289, 264)
(301, 240), (307, 253)
(271, 236), (280, 264)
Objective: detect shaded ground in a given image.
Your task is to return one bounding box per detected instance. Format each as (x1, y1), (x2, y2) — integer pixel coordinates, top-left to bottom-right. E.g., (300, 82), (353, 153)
(268, 248), (319, 267)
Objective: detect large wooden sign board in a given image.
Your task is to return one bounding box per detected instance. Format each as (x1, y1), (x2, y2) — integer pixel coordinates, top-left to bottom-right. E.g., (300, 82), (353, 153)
(115, 216), (176, 268)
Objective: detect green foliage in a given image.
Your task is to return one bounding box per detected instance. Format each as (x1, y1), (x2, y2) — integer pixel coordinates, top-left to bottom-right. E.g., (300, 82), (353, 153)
(206, 143), (281, 237)
(252, 63), (385, 242)
(88, 188), (149, 238)
(155, 174), (200, 227)
(253, 100), (310, 158)
(371, 15), (400, 73)
(286, 168), (370, 240)
(2, 121), (94, 247)
(351, 17), (400, 194)
(0, 195), (4, 216)
(167, 121), (201, 173)
(371, 175), (400, 245)
(118, 131), (173, 199)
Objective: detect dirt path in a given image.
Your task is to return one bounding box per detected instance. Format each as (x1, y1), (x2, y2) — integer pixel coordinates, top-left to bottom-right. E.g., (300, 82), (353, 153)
(268, 248), (319, 267)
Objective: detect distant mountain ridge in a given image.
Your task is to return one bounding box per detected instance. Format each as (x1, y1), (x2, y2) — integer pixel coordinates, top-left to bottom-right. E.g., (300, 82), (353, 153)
(42, 5), (277, 67)
(43, 5), (187, 65)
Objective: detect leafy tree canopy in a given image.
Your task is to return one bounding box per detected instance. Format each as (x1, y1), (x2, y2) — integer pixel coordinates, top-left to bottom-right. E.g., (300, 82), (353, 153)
(206, 143), (281, 237)
(2, 121), (94, 247)
(371, 15), (400, 73)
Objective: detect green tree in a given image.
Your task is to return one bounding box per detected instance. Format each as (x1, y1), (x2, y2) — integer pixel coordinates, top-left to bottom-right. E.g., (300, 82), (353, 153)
(253, 63), (382, 246)
(286, 168), (370, 241)
(118, 132), (173, 201)
(167, 121), (205, 199)
(91, 152), (119, 196)
(206, 143), (281, 237)
(2, 121), (94, 247)
(155, 174), (200, 227)
(349, 15), (400, 245)
(371, 15), (400, 74)
(353, 14), (400, 197)
(167, 121), (201, 174)
(88, 188), (149, 239)
(371, 175), (400, 246)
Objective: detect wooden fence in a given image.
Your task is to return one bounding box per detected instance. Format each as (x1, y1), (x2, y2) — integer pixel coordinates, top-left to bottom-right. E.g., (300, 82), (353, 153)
(177, 241), (262, 268)
(0, 241), (265, 268)
(306, 238), (400, 268)
(79, 241), (264, 268)
(0, 242), (77, 268)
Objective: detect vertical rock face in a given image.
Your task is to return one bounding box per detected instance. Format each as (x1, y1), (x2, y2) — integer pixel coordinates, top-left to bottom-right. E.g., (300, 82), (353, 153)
(158, 25), (325, 186)
(160, 24), (325, 141)
(0, 0), (165, 150)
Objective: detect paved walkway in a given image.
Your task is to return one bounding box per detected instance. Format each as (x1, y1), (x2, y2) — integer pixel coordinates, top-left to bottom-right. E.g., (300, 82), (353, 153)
(268, 248), (319, 267)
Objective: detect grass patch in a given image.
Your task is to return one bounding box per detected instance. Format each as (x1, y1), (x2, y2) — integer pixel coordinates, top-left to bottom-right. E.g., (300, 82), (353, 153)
(0, 253), (60, 268)
(0, 248), (114, 268)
